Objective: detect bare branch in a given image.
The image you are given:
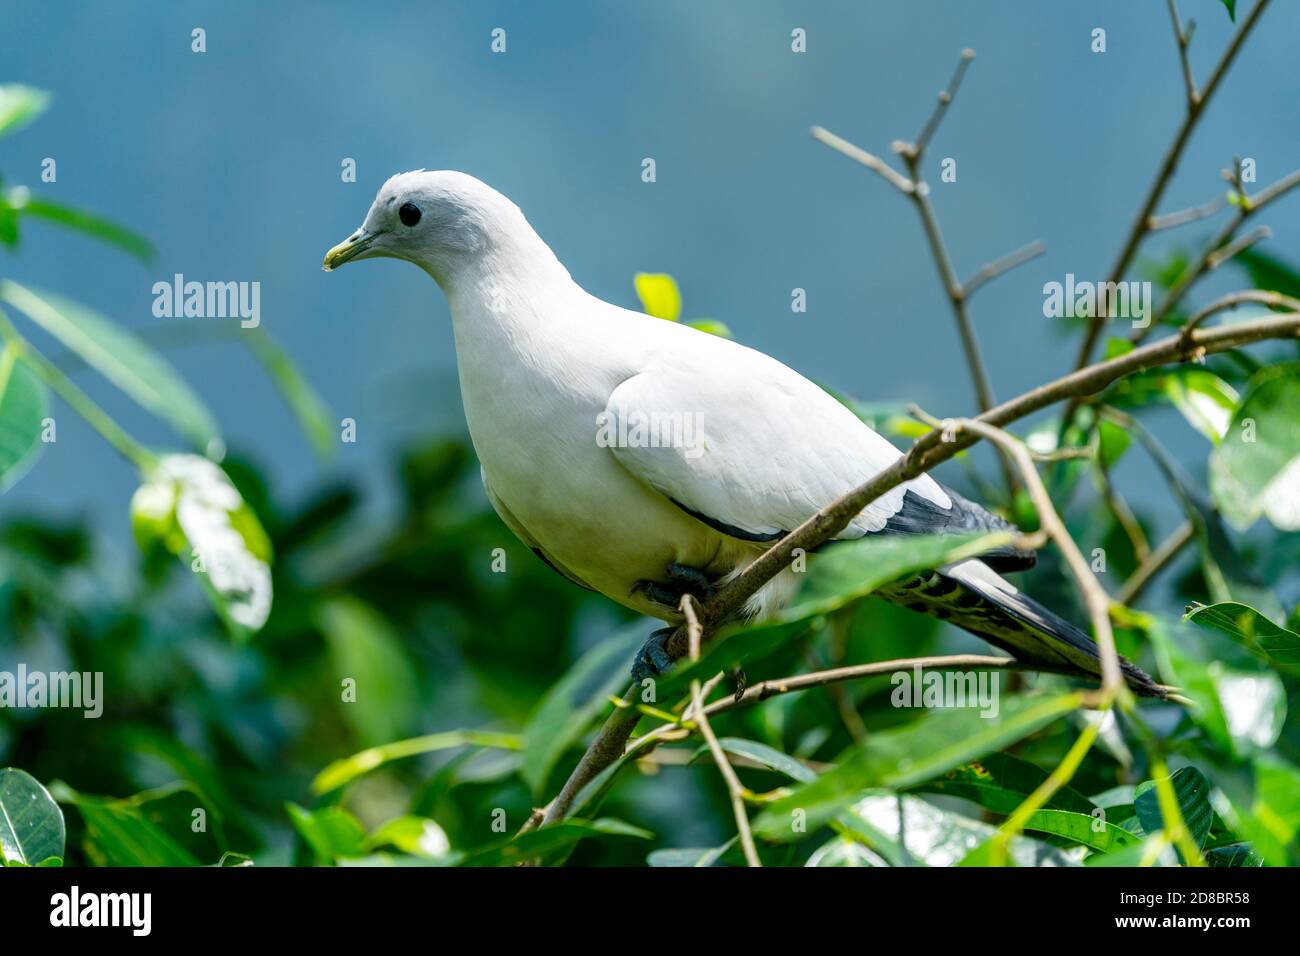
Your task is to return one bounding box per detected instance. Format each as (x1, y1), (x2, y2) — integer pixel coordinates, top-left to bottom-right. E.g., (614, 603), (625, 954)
(810, 126), (914, 195)
(1166, 0), (1199, 108)
(1177, 288), (1300, 347)
(961, 239), (1047, 298)
(535, 311), (1300, 827)
(905, 47), (976, 160)
(1206, 224), (1271, 270)
(682, 594), (761, 867)
(1147, 194), (1225, 232)
(1073, 0), (1273, 371)
(1116, 520), (1195, 606)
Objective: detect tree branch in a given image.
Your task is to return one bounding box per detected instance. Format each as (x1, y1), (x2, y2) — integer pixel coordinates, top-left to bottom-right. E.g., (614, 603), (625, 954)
(1073, 0), (1272, 371)
(535, 310), (1300, 827)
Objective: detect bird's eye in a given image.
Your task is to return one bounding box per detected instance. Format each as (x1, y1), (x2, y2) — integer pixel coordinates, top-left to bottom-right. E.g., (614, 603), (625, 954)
(399, 202), (421, 227)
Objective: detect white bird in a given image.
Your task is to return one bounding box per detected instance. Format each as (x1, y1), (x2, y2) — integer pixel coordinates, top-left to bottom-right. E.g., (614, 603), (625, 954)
(324, 170), (1161, 697)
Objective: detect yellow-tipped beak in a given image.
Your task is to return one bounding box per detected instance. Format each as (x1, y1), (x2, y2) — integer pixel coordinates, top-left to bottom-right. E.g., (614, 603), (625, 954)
(322, 229), (377, 271)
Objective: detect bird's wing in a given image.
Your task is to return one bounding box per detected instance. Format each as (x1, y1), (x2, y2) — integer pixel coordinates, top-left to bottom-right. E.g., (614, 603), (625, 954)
(603, 330), (958, 541)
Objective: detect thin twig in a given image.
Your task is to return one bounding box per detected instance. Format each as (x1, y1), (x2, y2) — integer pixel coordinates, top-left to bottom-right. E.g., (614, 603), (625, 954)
(1166, 0), (1199, 108)
(810, 126), (915, 194)
(535, 311), (1300, 827)
(907, 48), (975, 160)
(1147, 194), (1225, 232)
(1073, 0), (1272, 371)
(1117, 520), (1195, 606)
(1177, 288), (1300, 347)
(682, 595), (761, 867)
(961, 240), (1047, 298)
(1205, 224), (1271, 270)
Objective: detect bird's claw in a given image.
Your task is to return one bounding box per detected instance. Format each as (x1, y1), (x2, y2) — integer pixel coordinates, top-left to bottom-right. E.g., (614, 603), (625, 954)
(629, 563), (717, 610)
(631, 627), (675, 681)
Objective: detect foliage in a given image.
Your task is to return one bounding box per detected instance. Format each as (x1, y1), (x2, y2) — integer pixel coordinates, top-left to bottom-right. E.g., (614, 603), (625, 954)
(4, 56), (1300, 869)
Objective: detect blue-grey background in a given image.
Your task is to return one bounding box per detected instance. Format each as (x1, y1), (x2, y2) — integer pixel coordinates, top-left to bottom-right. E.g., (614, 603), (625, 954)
(2, 0), (1297, 558)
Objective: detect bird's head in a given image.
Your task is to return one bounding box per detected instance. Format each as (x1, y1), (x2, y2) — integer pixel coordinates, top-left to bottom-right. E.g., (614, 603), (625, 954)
(323, 169), (531, 285)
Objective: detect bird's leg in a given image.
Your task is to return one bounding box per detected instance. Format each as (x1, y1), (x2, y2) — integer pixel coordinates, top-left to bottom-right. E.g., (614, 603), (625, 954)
(629, 562), (718, 610)
(631, 627), (675, 681)
(665, 563), (717, 602)
(627, 563), (719, 680)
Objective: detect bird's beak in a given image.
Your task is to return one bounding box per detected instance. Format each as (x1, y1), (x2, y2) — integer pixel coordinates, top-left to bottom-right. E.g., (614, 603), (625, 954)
(322, 228), (379, 271)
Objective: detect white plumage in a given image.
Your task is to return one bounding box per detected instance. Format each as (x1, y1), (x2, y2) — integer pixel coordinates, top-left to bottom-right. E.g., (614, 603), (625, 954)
(323, 170), (1161, 695)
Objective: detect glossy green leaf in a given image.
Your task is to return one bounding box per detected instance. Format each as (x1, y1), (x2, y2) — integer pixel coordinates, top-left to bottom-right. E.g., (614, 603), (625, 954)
(1164, 369), (1238, 444)
(0, 348), (48, 491)
(753, 692), (1082, 840)
(1219, 0), (1237, 22)
(0, 768), (65, 866)
(1186, 602), (1300, 675)
(1234, 248), (1300, 300)
(1209, 364), (1300, 530)
(703, 738), (818, 784)
(0, 281), (220, 454)
(313, 729), (523, 795)
(521, 623), (644, 795)
(647, 839), (736, 867)
(1134, 767), (1213, 853)
(633, 272), (681, 321)
(1022, 808), (1138, 854)
(0, 85), (50, 139)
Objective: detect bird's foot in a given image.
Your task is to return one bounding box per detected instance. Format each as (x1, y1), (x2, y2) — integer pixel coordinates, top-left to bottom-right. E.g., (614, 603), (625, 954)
(631, 627), (675, 682)
(629, 563), (717, 610)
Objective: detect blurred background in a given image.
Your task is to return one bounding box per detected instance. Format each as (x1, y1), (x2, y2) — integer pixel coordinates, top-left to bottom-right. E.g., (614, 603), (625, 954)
(2, 1), (1298, 865)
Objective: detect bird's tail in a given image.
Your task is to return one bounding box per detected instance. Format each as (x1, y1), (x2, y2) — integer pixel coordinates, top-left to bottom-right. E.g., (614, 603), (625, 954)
(881, 558), (1166, 698)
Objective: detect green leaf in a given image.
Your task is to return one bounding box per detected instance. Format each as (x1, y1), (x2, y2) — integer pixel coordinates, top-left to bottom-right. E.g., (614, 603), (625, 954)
(1096, 417), (1131, 468)
(1209, 364), (1300, 530)
(7, 191), (154, 263)
(1219, 0), (1237, 22)
(1237, 756), (1300, 865)
(658, 532), (1011, 698)
(1234, 248), (1300, 300)
(243, 329), (336, 462)
(752, 692), (1083, 841)
(848, 791), (1078, 867)
(685, 318), (733, 338)
(521, 623), (645, 795)
(0, 768), (65, 866)
(710, 738), (818, 783)
(0, 281), (220, 454)
(1134, 767), (1213, 852)
(363, 815), (452, 859)
(313, 729), (523, 795)
(1186, 602), (1300, 675)
(633, 272), (682, 321)
(51, 782), (199, 866)
(457, 817), (651, 867)
(315, 597), (421, 747)
(0, 85), (50, 139)
(286, 804), (366, 863)
(0, 348), (48, 491)
(1164, 369), (1238, 444)
(131, 454), (273, 634)
(647, 840), (736, 867)
(916, 752), (1097, 816)
(1206, 844), (1263, 867)
(1022, 808), (1138, 854)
